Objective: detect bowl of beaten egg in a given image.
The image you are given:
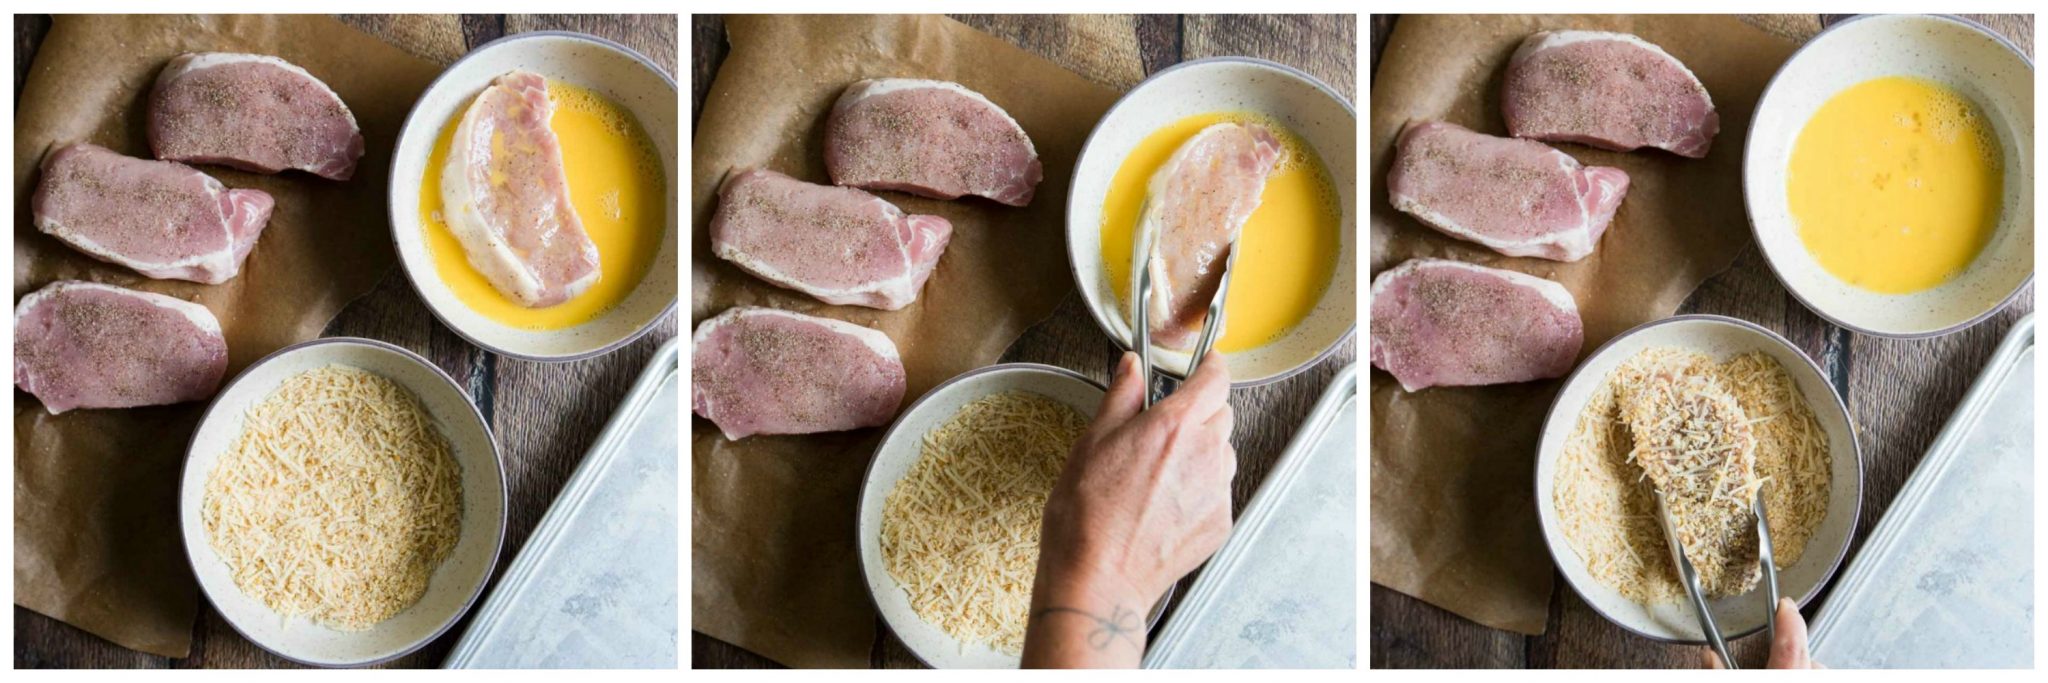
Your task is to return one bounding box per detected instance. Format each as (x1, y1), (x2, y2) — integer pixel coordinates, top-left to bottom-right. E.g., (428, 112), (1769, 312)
(1746, 14), (2032, 338)
(1068, 57), (1357, 385)
(390, 32), (678, 360)
(180, 338), (505, 666)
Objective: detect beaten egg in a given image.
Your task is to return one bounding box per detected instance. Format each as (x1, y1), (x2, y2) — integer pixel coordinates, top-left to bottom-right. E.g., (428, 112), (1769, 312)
(1100, 112), (1341, 353)
(1787, 76), (2003, 294)
(420, 79), (665, 330)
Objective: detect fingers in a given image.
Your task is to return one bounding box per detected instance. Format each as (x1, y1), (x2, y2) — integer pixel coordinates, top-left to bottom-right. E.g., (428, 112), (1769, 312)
(1093, 352), (1146, 431)
(1162, 351), (1232, 419)
(1768, 597), (1813, 669)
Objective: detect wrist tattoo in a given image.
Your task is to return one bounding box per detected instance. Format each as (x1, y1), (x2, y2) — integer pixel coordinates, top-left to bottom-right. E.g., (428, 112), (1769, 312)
(1034, 604), (1143, 651)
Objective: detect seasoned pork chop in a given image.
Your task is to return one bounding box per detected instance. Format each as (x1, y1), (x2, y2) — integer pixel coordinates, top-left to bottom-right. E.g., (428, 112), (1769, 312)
(712, 169), (953, 310)
(1140, 122), (1282, 351)
(441, 70), (602, 308)
(825, 78), (1042, 207)
(1388, 121), (1629, 262)
(149, 52), (365, 180)
(1369, 258), (1583, 392)
(691, 307), (906, 440)
(14, 281), (229, 414)
(1502, 31), (1719, 158)
(33, 142), (274, 284)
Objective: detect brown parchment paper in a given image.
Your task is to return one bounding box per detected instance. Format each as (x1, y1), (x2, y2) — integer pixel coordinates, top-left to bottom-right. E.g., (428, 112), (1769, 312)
(690, 14), (1118, 669)
(13, 15), (440, 656)
(1368, 15), (1798, 635)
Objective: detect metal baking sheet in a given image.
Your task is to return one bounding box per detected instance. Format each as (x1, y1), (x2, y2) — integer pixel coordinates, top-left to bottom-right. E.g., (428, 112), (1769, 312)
(1143, 363), (1357, 669)
(443, 338), (680, 669)
(1808, 316), (2032, 668)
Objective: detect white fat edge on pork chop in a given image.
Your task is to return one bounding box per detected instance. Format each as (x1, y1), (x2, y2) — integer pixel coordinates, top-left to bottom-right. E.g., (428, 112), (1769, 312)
(1510, 31), (1715, 110)
(35, 197), (239, 280)
(710, 171), (937, 309)
(691, 307), (903, 440)
(157, 52), (363, 127)
(846, 78), (1040, 158)
(34, 144), (269, 283)
(1389, 123), (1625, 261)
(1369, 258), (1580, 393)
(1370, 258), (1578, 317)
(692, 307), (902, 365)
(16, 281), (223, 337)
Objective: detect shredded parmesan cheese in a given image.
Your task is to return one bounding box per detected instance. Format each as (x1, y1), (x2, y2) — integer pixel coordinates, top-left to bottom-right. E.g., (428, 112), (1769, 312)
(1618, 351), (1762, 597)
(1556, 348), (1831, 604)
(202, 365), (464, 631)
(880, 391), (1087, 655)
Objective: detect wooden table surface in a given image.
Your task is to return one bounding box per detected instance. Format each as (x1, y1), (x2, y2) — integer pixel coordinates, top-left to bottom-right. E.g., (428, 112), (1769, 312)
(12, 14), (678, 669)
(1367, 14), (2036, 669)
(690, 14), (1358, 669)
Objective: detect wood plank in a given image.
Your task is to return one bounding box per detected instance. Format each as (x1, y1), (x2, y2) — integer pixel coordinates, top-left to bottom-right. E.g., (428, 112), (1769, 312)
(507, 14), (678, 74)
(13, 14), (51, 105)
(1368, 587), (1520, 668)
(1185, 15), (1356, 101)
(690, 15), (726, 125)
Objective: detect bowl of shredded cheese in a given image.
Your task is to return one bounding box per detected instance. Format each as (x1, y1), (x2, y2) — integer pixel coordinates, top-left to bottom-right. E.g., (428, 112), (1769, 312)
(1534, 315), (1862, 644)
(855, 363), (1171, 668)
(179, 337), (506, 667)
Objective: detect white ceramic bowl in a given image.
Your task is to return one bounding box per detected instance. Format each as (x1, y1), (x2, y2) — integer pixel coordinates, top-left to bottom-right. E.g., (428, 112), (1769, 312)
(1067, 57), (1358, 385)
(389, 31), (679, 361)
(179, 338), (506, 667)
(1745, 14), (2033, 338)
(1534, 316), (1863, 644)
(856, 364), (1169, 668)
(1531, 315), (1867, 639)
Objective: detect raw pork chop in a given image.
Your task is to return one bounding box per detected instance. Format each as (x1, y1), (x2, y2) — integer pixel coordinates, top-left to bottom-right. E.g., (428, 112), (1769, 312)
(1387, 121), (1629, 262)
(1140, 122), (1282, 351)
(442, 70), (602, 308)
(825, 78), (1043, 207)
(149, 52), (365, 180)
(33, 142), (275, 284)
(711, 168), (953, 310)
(1369, 259), (1582, 392)
(691, 307), (906, 440)
(1502, 31), (1719, 158)
(14, 281), (229, 414)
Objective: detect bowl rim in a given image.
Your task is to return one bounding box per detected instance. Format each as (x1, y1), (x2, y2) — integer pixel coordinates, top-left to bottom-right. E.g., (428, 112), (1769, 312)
(852, 362), (1173, 667)
(1742, 13), (2035, 340)
(1532, 314), (1865, 645)
(386, 29), (680, 363)
(1064, 55), (1358, 388)
(178, 336), (508, 667)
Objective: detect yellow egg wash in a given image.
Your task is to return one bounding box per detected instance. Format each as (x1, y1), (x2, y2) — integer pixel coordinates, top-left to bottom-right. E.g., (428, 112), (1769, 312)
(420, 79), (665, 329)
(1100, 112), (1342, 352)
(1787, 76), (2002, 294)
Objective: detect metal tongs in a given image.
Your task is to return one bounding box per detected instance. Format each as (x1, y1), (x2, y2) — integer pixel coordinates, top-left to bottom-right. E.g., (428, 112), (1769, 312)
(1653, 485), (1781, 670)
(1129, 200), (1242, 408)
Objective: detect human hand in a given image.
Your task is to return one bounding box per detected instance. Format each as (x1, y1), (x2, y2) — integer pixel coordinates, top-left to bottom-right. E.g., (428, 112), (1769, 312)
(1705, 598), (1823, 669)
(1021, 351), (1237, 668)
